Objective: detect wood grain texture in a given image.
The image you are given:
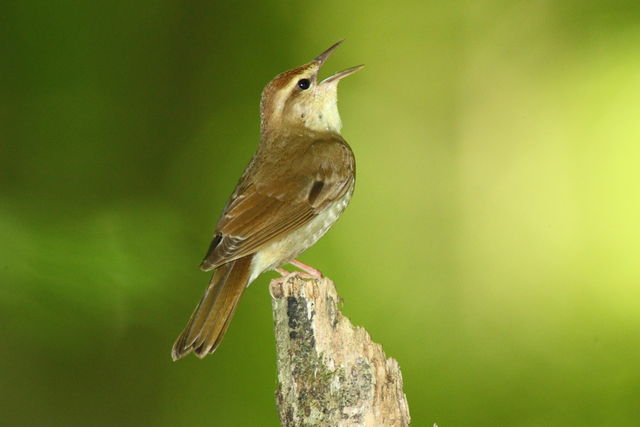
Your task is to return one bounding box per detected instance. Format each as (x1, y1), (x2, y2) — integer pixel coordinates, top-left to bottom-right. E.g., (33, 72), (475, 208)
(270, 275), (411, 426)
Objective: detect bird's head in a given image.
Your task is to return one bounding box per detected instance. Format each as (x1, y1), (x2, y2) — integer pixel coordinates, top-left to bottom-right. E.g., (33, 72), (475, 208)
(260, 40), (363, 136)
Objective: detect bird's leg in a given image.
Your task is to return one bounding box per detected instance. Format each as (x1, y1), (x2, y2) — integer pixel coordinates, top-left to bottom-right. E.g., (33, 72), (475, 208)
(275, 267), (290, 276)
(290, 259), (323, 279)
(272, 260), (322, 284)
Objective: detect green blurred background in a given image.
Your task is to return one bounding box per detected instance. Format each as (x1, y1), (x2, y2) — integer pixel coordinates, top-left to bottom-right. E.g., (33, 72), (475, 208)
(2, 1), (640, 425)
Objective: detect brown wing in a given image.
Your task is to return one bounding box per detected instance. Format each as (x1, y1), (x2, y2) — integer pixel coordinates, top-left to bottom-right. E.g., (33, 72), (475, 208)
(200, 133), (355, 271)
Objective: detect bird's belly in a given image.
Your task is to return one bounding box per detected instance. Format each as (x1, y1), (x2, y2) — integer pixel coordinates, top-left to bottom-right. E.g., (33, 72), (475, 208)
(250, 192), (352, 281)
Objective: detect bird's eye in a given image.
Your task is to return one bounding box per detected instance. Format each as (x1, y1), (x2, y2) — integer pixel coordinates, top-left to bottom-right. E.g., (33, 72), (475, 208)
(297, 78), (311, 90)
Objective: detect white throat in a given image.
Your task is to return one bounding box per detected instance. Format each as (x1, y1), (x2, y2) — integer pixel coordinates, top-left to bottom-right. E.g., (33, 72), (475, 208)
(295, 98), (342, 133)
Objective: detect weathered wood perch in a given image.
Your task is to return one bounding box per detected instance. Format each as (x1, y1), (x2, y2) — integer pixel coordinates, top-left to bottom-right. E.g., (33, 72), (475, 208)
(270, 275), (411, 426)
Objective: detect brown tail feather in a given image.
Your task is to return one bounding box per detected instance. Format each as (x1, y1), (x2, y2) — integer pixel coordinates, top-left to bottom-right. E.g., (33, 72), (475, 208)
(171, 255), (253, 361)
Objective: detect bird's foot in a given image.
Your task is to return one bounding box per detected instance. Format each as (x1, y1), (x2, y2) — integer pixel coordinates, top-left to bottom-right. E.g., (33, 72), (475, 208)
(270, 268), (302, 298)
(270, 263), (324, 298)
(272, 267), (303, 285)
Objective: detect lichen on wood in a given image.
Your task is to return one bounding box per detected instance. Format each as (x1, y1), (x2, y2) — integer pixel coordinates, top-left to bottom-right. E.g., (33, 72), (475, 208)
(270, 275), (411, 426)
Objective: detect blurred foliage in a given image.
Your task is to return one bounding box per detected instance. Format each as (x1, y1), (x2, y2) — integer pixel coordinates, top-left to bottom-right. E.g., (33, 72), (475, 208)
(2, 0), (640, 426)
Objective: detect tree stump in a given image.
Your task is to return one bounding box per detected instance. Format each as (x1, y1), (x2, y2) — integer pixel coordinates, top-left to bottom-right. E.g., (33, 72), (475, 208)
(270, 275), (411, 426)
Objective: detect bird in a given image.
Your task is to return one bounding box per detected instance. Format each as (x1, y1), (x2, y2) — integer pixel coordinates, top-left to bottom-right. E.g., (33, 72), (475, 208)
(171, 40), (363, 360)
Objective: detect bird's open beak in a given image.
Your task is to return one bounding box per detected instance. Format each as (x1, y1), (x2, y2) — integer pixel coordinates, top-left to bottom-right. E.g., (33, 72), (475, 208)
(314, 40), (364, 84)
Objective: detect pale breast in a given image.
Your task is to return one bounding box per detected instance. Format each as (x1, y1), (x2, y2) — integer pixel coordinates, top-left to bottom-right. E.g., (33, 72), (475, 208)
(249, 186), (353, 282)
